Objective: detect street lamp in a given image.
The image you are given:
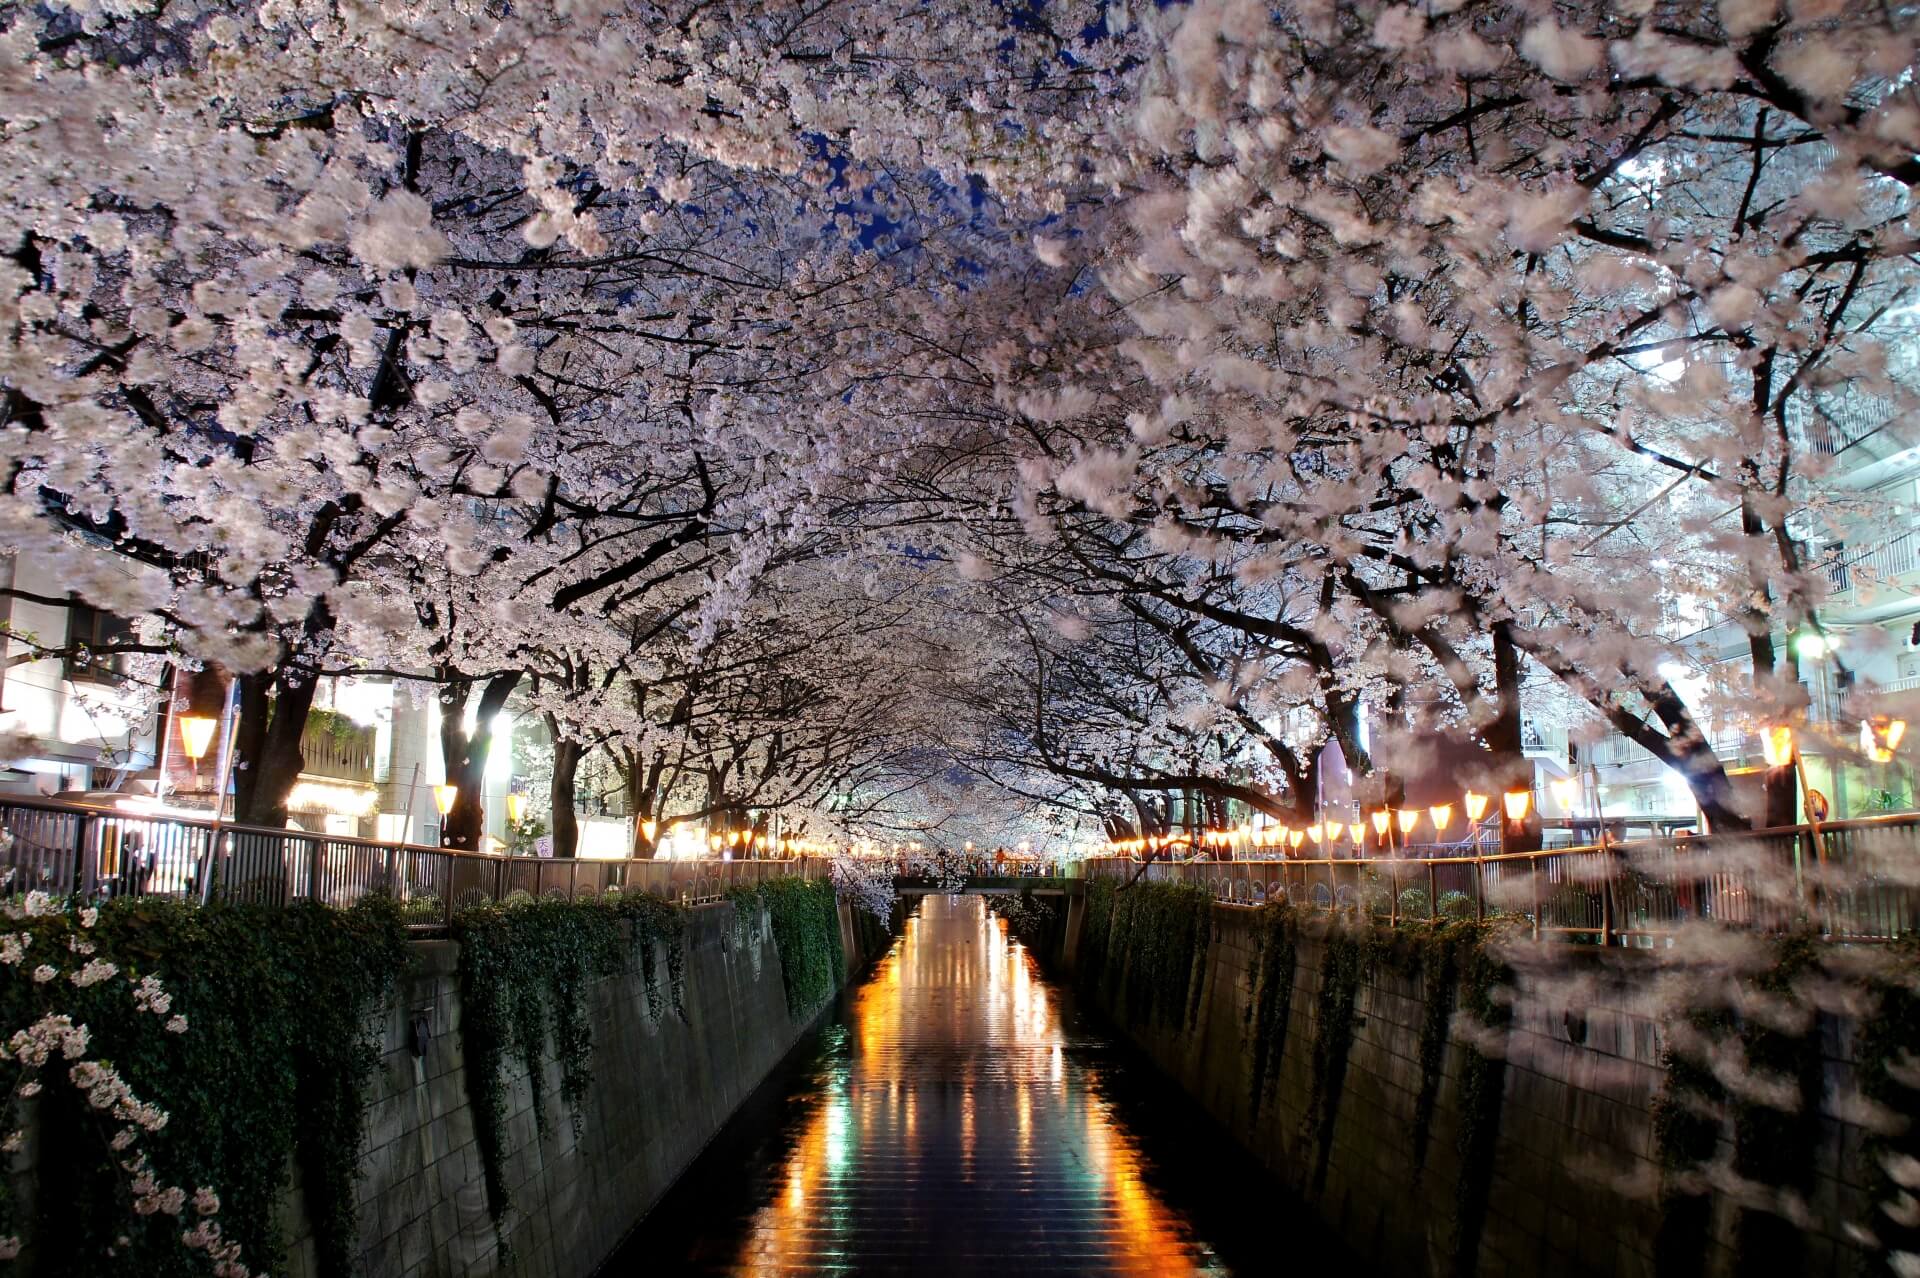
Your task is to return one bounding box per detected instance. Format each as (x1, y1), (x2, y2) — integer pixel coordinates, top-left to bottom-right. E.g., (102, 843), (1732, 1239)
(1503, 789), (1532, 823)
(505, 791), (527, 825)
(1464, 791), (1489, 823)
(640, 819), (658, 844)
(1761, 724), (1795, 768)
(1428, 803), (1453, 834)
(179, 715), (218, 763)
(1861, 716), (1908, 763)
(1370, 810), (1390, 837)
(1396, 808), (1420, 837)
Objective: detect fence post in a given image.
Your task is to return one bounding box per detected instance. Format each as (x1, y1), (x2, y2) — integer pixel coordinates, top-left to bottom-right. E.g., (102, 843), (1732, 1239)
(1530, 855), (1540, 942)
(1601, 858), (1615, 948)
(306, 837), (322, 903)
(1474, 854), (1485, 923)
(1427, 863), (1438, 924)
(69, 813), (90, 901)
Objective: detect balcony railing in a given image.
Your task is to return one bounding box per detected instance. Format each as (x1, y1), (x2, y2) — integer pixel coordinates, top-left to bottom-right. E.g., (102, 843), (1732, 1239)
(298, 719), (377, 784)
(1086, 812), (1920, 945)
(0, 794), (827, 930)
(1827, 526), (1920, 596)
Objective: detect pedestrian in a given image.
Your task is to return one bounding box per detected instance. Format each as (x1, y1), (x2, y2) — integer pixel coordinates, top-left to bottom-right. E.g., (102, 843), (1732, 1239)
(119, 830), (148, 896)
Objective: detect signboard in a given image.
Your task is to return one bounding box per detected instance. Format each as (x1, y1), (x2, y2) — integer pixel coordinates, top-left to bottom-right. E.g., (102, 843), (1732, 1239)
(535, 834), (554, 858)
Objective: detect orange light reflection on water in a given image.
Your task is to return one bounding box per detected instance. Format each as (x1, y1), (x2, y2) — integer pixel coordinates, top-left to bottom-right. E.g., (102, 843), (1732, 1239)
(730, 894), (1220, 1275)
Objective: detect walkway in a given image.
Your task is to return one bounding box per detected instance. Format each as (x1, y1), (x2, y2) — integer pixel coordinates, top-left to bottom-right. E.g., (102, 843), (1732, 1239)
(607, 894), (1346, 1275)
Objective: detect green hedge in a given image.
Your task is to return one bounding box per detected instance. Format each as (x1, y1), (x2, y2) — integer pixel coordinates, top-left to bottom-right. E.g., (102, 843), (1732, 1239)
(0, 895), (410, 1278)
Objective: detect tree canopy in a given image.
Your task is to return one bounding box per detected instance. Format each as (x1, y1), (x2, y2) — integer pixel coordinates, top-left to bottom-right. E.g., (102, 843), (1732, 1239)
(4, 0), (1917, 843)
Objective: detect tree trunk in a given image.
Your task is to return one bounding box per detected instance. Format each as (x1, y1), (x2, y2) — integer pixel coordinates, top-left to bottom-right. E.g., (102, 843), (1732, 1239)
(439, 672), (522, 851)
(1741, 494), (1801, 829)
(1488, 621), (1543, 853)
(547, 721), (583, 860)
(230, 669), (319, 828)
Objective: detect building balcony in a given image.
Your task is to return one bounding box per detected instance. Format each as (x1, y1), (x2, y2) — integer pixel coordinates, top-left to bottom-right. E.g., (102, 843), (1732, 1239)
(299, 713), (377, 785)
(1826, 525), (1920, 599)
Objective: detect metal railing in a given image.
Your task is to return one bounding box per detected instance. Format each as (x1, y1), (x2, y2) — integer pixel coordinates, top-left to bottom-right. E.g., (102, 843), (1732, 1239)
(0, 794), (827, 930)
(1085, 813), (1920, 944)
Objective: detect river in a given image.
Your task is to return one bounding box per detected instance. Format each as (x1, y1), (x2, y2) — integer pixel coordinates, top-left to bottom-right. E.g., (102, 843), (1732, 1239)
(603, 892), (1353, 1275)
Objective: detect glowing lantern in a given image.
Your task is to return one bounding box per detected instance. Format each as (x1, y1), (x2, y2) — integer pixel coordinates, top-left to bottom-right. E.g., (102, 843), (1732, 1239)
(1428, 803), (1453, 833)
(1503, 789), (1532, 822)
(641, 819), (658, 843)
(1306, 822), (1324, 844)
(179, 715), (218, 762)
(1761, 725), (1795, 768)
(1862, 717), (1909, 763)
(1464, 791), (1489, 823)
(1288, 829), (1305, 849)
(1347, 822), (1365, 845)
(1396, 808), (1420, 836)
(433, 784), (458, 817)
(505, 791), (527, 825)
(1370, 810), (1390, 836)
(1549, 776), (1577, 811)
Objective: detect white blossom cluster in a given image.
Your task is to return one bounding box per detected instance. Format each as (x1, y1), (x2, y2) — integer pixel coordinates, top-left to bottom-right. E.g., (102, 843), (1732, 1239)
(0, 902), (238, 1273)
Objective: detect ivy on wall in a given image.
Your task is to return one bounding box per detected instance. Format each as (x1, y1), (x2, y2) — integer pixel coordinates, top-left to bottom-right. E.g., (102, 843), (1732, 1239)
(0, 895), (410, 1278)
(1450, 937), (1510, 1278)
(453, 890), (686, 1241)
(1244, 903), (1298, 1118)
(1647, 932), (1851, 1278)
(1857, 937), (1920, 1276)
(1649, 1003), (1734, 1277)
(849, 899), (896, 964)
(1306, 924), (1365, 1194)
(1730, 935), (1825, 1273)
(1079, 878), (1116, 992)
(1078, 880), (1211, 1031)
(1407, 930), (1462, 1176)
(724, 878), (845, 1019)
(987, 890), (1066, 957)
(1231, 907), (1511, 1273)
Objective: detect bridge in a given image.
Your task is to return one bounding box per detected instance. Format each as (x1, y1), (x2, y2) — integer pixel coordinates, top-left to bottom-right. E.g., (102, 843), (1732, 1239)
(890, 873), (1083, 896)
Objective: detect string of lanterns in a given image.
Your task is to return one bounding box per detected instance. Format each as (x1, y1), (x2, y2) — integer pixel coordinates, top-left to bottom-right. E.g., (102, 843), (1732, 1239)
(1097, 787), (1538, 858)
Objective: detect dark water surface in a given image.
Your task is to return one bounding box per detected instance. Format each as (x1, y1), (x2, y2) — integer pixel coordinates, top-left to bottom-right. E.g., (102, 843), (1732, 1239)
(604, 894), (1355, 1276)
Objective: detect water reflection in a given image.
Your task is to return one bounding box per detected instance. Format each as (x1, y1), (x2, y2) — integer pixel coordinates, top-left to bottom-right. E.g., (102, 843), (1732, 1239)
(611, 894), (1344, 1275)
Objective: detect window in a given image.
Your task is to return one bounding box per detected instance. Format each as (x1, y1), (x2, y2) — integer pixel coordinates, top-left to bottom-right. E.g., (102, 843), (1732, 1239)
(63, 599), (134, 684)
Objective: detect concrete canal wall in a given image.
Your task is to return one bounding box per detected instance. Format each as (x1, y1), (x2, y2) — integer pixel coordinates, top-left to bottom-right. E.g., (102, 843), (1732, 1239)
(1046, 898), (1884, 1278)
(278, 899), (876, 1278)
